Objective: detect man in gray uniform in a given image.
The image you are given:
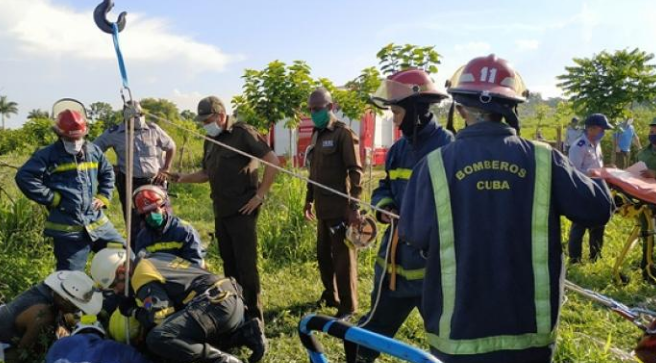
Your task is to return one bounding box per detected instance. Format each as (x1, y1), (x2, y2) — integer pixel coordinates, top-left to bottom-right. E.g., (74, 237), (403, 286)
(93, 101), (176, 243)
(567, 113), (614, 263)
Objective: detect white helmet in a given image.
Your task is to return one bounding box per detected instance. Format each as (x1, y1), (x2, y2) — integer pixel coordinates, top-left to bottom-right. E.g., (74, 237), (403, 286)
(91, 248), (127, 289)
(44, 271), (103, 316)
(71, 314), (106, 337)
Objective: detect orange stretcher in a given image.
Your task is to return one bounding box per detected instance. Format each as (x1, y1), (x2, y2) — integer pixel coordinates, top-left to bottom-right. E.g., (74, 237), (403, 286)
(589, 167), (656, 284)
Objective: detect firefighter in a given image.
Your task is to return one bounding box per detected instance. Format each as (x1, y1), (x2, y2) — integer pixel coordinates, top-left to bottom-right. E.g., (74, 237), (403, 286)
(351, 69), (454, 362)
(0, 271), (102, 362)
(90, 248), (267, 363)
(304, 87), (364, 321)
(567, 113), (614, 263)
(45, 315), (152, 363)
(15, 106), (124, 271)
(132, 185), (206, 267)
(399, 54), (614, 363)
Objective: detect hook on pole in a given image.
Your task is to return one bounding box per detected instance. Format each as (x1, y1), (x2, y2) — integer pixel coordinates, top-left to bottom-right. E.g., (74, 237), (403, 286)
(94, 0), (127, 34)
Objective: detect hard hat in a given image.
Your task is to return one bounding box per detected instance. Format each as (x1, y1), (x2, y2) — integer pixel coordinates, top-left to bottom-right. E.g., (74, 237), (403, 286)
(584, 113), (613, 130)
(91, 248), (127, 289)
(447, 54), (529, 104)
(133, 185), (168, 214)
(345, 216), (378, 249)
(54, 109), (87, 138)
(108, 309), (140, 343)
(371, 69), (449, 109)
(44, 271), (103, 316)
(71, 314), (106, 337)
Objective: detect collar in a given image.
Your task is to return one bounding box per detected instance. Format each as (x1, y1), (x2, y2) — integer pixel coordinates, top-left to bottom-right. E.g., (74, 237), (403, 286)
(455, 121), (516, 140)
(407, 117), (439, 144)
(118, 120), (149, 132)
(582, 132), (596, 147)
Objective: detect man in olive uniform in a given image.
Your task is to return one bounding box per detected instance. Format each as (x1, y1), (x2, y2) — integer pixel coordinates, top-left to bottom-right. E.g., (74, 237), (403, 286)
(304, 88), (363, 320)
(636, 118), (656, 282)
(173, 96), (280, 324)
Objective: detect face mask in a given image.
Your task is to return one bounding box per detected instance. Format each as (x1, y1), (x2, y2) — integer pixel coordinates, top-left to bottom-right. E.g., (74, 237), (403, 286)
(311, 109), (330, 129)
(63, 139), (84, 155)
(134, 116), (146, 129)
(649, 135), (656, 145)
(145, 212), (165, 228)
(596, 130), (605, 142)
(203, 122), (223, 137)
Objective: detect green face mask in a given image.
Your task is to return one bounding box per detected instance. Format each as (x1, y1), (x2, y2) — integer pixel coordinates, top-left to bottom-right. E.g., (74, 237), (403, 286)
(311, 109), (330, 129)
(145, 212), (165, 228)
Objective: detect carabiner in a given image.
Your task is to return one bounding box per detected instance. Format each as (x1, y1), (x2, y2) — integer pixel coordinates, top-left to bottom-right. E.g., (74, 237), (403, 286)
(94, 0), (127, 34)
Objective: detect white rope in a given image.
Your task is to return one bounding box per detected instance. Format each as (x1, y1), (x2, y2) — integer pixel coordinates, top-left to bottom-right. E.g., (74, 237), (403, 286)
(145, 113), (401, 220)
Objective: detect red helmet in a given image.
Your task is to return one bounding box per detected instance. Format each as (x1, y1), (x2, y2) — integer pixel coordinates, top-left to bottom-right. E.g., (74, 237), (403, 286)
(447, 54), (528, 103)
(133, 185), (167, 214)
(54, 109), (87, 138)
(371, 69), (448, 109)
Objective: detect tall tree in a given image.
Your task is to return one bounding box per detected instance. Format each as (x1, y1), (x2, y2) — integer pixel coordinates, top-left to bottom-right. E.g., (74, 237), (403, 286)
(27, 109), (50, 120)
(0, 96), (18, 129)
(376, 43), (442, 76)
(88, 102), (114, 122)
(557, 48), (656, 121)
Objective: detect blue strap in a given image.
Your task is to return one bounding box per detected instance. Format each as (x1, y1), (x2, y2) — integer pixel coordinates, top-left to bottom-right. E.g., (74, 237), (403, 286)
(112, 22), (129, 88)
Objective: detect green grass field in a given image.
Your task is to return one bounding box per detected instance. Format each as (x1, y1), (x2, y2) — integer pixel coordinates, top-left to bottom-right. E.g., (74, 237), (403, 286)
(2, 149), (656, 363)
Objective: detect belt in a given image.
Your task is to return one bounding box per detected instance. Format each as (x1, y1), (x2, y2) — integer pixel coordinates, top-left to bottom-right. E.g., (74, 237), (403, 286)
(184, 278), (235, 305)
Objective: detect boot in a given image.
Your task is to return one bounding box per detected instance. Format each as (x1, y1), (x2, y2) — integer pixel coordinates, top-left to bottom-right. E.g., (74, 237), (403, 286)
(201, 343), (243, 363)
(229, 319), (268, 363)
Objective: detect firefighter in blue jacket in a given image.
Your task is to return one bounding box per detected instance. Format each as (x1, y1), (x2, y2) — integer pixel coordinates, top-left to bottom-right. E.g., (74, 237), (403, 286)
(132, 185), (206, 267)
(15, 105), (124, 271)
(399, 55), (614, 363)
(351, 69), (454, 362)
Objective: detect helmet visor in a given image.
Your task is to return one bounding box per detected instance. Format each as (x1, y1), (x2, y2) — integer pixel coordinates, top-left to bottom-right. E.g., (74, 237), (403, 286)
(370, 78), (446, 109)
(52, 98), (88, 120)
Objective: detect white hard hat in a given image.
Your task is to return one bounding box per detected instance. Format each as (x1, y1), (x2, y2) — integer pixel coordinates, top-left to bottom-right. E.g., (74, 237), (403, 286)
(44, 271), (103, 316)
(91, 248), (127, 289)
(71, 314), (106, 337)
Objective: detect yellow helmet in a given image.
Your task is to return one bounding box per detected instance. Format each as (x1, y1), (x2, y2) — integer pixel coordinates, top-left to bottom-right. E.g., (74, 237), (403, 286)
(108, 309), (141, 343)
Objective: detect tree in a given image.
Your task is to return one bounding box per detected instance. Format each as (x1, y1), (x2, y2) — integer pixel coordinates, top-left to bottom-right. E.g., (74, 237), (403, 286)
(27, 109), (49, 120)
(140, 98), (181, 123)
(180, 110), (196, 121)
(0, 96), (18, 129)
(557, 48), (656, 121)
(88, 102), (114, 122)
(376, 43), (442, 76)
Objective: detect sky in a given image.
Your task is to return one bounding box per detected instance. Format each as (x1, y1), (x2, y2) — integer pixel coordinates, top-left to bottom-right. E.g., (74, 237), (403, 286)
(0, 0), (655, 128)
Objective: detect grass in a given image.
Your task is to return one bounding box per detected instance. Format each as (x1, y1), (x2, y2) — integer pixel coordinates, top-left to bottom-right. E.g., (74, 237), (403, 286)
(2, 151), (656, 363)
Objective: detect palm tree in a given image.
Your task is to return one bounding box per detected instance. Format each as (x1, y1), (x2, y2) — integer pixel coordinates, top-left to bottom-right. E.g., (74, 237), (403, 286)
(0, 96), (18, 129)
(27, 109), (49, 120)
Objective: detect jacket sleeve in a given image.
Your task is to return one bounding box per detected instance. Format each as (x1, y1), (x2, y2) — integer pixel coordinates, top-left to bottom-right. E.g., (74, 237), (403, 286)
(371, 150), (396, 223)
(95, 151), (115, 205)
(341, 129), (363, 201)
(399, 158), (436, 252)
(182, 224), (206, 267)
(134, 281), (176, 331)
(551, 150), (614, 227)
(305, 182), (314, 204)
(92, 130), (111, 152)
(15, 151), (60, 208)
(568, 143), (585, 172)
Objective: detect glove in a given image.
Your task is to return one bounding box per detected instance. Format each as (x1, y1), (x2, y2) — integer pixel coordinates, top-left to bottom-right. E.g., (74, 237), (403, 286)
(118, 296), (137, 317)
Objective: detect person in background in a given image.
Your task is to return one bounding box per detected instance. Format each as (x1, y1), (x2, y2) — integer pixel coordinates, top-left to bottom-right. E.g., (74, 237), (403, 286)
(16, 104), (124, 271)
(567, 113), (614, 263)
(613, 118), (641, 169)
(304, 87), (363, 321)
(563, 117), (582, 155)
(635, 117), (656, 282)
(93, 100), (176, 244)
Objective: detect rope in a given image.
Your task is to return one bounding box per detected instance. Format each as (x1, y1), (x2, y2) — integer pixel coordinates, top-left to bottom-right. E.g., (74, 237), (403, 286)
(145, 113), (401, 221)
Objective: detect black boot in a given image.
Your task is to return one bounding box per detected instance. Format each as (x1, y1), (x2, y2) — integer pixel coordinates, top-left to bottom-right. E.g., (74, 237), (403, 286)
(227, 319), (268, 363)
(201, 343), (243, 363)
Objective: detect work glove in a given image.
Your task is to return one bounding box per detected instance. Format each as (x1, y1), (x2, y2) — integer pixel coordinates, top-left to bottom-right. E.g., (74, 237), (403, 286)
(118, 296), (138, 317)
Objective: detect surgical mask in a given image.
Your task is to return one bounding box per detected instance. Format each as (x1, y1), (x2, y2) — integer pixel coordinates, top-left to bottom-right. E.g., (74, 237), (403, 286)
(596, 130), (605, 142)
(63, 139), (84, 155)
(203, 122), (223, 137)
(311, 109), (330, 129)
(134, 116), (146, 129)
(649, 135), (656, 145)
(145, 212), (165, 228)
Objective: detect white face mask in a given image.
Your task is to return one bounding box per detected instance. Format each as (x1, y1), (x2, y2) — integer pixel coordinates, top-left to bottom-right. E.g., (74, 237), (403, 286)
(134, 116), (146, 129)
(63, 139), (85, 155)
(203, 122), (223, 137)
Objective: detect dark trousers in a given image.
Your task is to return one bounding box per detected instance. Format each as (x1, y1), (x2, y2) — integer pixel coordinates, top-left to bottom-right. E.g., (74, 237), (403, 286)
(317, 218), (358, 315)
(146, 295), (244, 363)
(53, 232), (122, 271)
(214, 210), (263, 323)
(352, 286), (423, 362)
(116, 171), (165, 247)
(568, 223), (605, 263)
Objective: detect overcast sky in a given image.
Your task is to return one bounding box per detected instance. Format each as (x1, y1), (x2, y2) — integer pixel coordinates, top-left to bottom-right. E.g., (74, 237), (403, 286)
(0, 0), (654, 128)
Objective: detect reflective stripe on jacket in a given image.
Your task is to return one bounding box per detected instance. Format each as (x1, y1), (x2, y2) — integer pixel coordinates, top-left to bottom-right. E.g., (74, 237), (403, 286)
(135, 216), (206, 266)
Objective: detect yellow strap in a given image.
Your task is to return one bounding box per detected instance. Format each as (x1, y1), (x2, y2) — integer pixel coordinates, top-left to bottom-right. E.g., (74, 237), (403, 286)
(52, 162), (99, 173)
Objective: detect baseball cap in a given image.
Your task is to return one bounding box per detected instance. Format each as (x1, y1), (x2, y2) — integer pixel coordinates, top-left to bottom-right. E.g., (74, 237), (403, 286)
(195, 96), (225, 122)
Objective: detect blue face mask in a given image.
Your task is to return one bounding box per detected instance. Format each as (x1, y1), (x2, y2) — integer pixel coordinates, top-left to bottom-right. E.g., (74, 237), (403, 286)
(649, 135), (656, 145)
(595, 130), (605, 142)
